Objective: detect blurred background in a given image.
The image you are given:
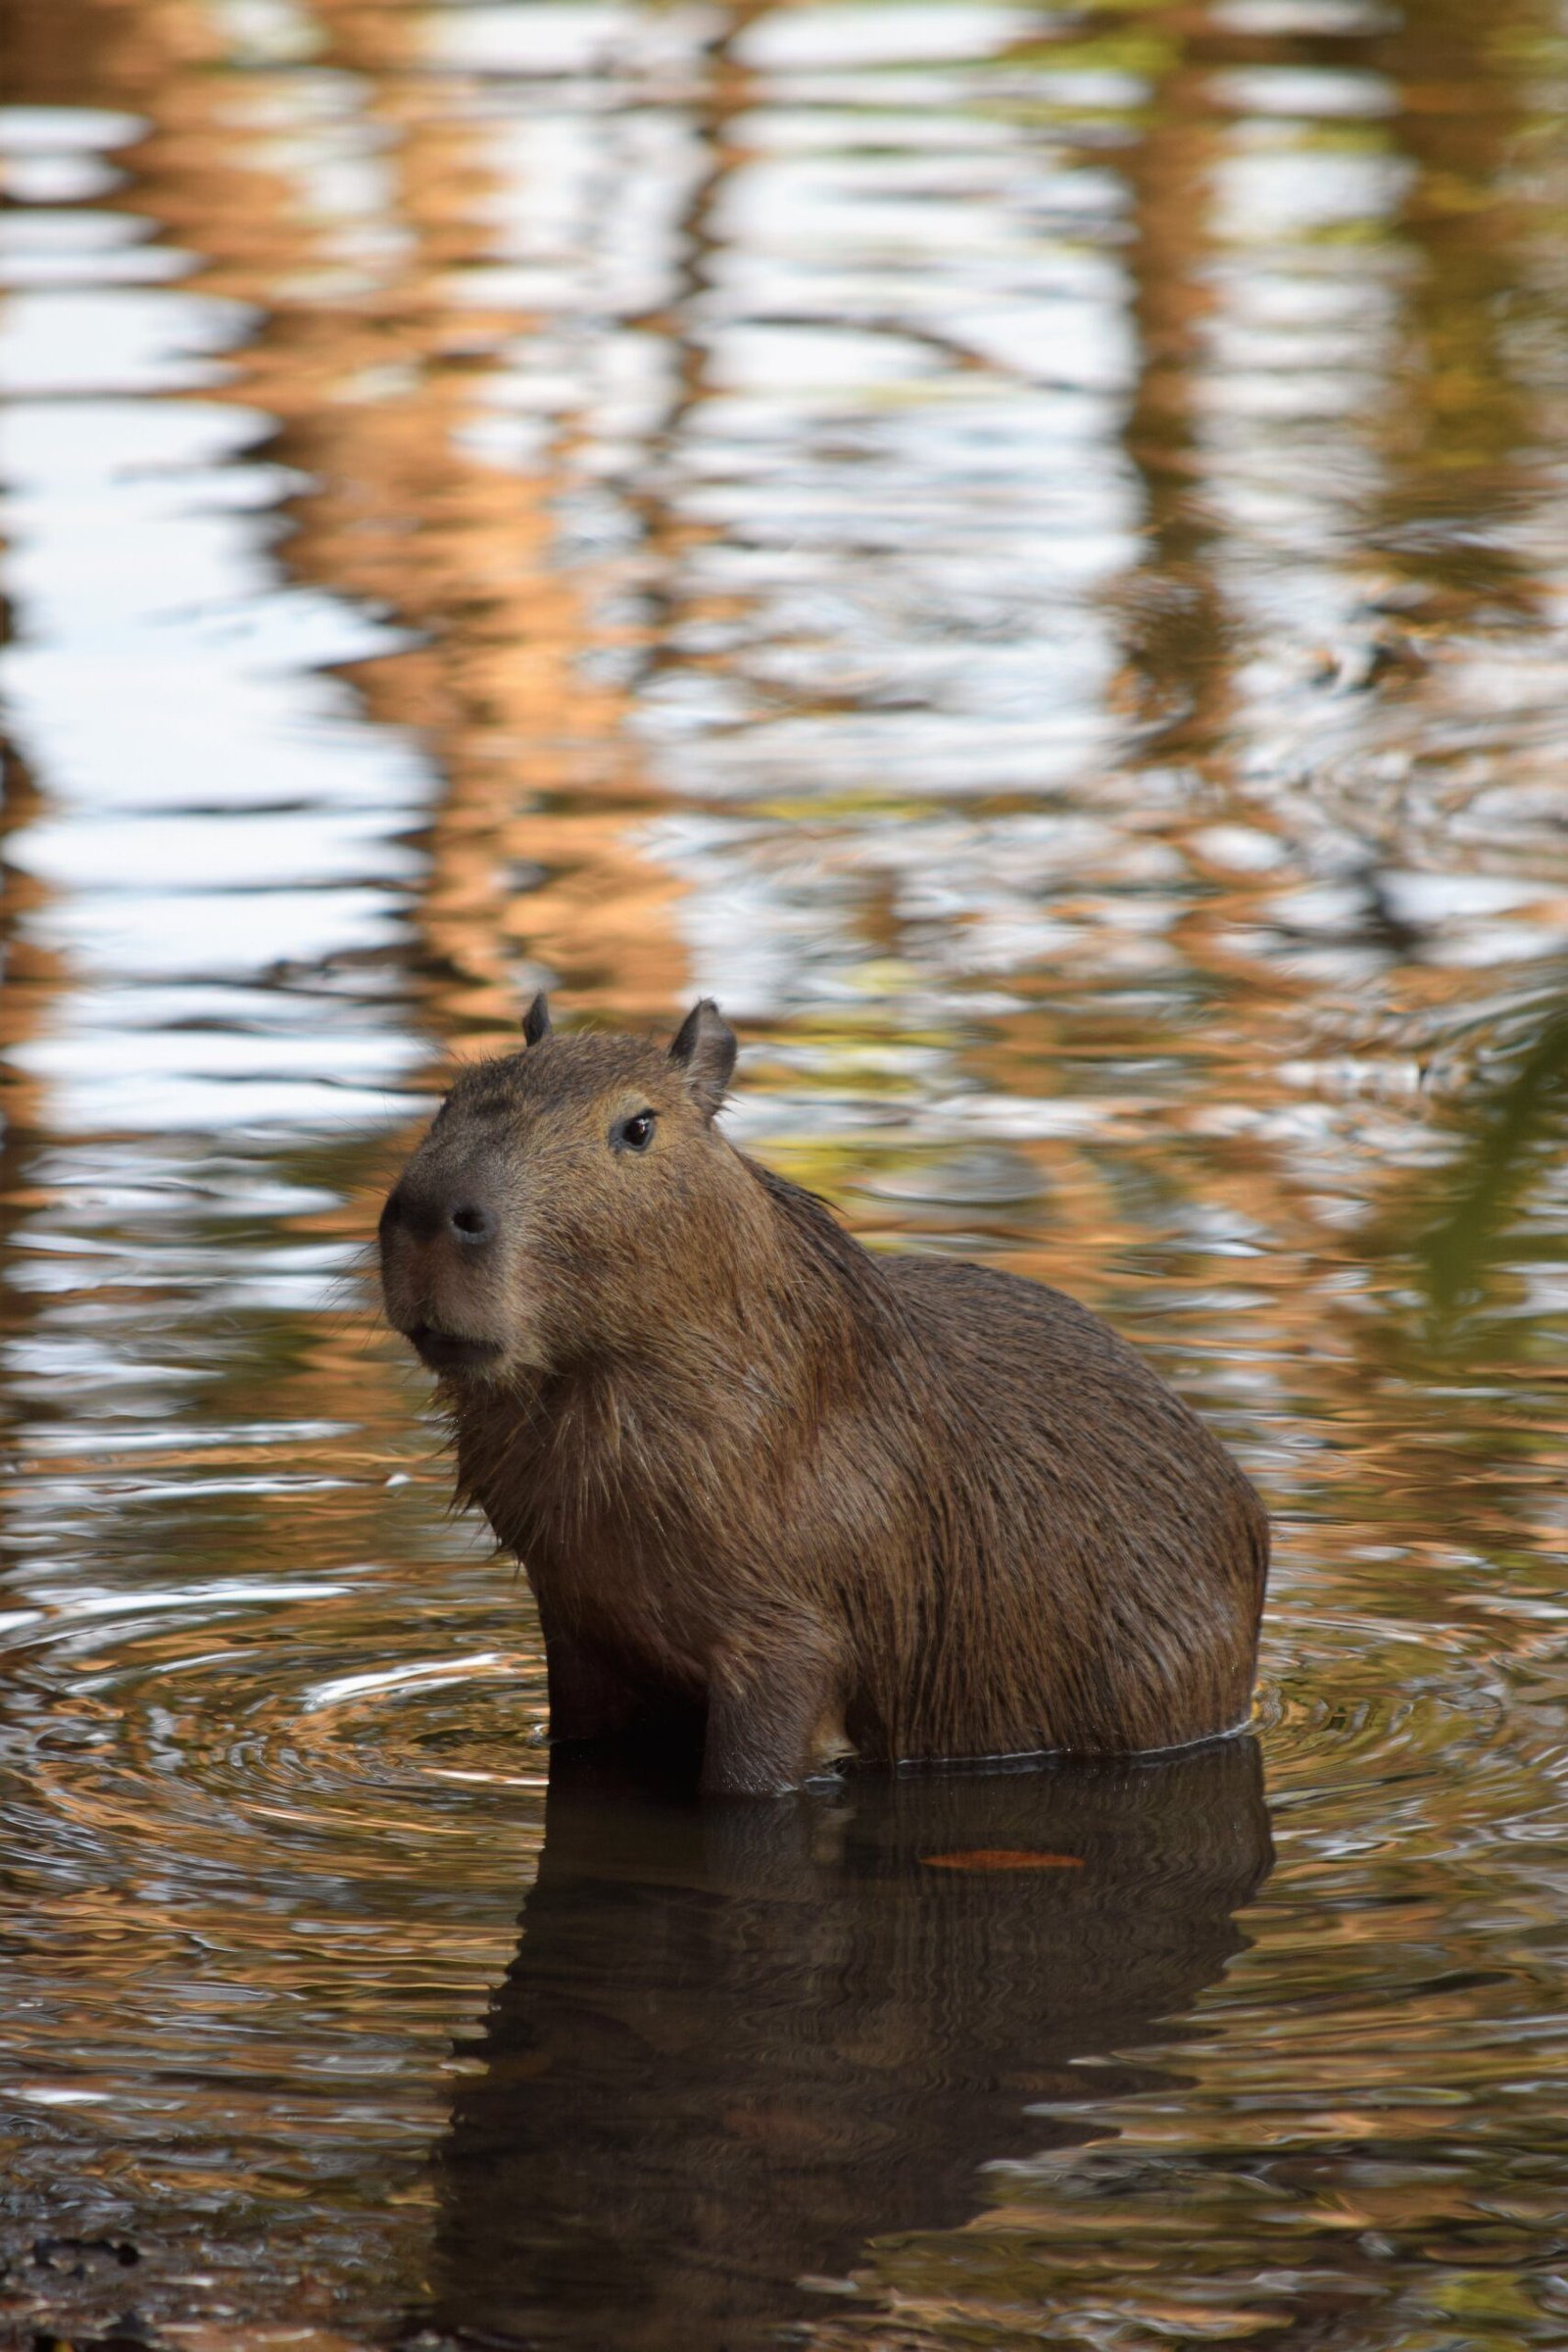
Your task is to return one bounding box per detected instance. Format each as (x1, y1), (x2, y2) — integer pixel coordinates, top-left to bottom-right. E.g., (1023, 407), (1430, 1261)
(1, 0), (1566, 2344)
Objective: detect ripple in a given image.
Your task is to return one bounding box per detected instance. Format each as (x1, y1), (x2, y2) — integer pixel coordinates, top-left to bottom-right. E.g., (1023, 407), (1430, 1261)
(1256, 1603), (1545, 1836)
(2, 1570), (552, 1891)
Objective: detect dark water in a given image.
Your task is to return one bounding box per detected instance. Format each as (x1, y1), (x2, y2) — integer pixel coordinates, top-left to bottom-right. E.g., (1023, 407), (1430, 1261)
(1, 0), (1566, 2345)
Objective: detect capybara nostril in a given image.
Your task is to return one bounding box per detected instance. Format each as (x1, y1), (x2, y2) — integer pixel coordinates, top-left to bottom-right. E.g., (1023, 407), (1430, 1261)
(449, 1203), (494, 1245)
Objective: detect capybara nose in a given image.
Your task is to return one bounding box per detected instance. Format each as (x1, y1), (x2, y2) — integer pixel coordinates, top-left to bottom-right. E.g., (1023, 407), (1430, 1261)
(380, 1179), (495, 1249)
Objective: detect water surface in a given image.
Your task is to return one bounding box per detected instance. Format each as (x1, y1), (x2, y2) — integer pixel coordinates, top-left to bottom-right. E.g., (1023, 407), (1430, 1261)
(2, 0), (1567, 2345)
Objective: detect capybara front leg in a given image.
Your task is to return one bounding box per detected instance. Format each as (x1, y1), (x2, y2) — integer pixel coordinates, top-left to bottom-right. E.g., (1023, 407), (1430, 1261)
(701, 1638), (845, 1797)
(544, 1632), (640, 1746)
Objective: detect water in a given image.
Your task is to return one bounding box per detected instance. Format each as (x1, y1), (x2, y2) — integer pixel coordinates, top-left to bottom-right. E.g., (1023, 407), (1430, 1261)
(1, 0), (1566, 2343)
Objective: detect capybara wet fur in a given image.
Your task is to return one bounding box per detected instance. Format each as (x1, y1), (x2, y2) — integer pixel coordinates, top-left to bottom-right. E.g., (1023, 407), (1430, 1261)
(380, 997), (1268, 1794)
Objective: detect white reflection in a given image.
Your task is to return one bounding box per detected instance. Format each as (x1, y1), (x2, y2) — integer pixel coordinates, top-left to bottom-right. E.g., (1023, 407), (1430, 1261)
(0, 117), (435, 1142)
(303, 1654), (513, 1711)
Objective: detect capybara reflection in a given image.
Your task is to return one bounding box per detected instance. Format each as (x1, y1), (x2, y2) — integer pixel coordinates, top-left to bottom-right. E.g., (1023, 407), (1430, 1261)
(380, 998), (1268, 1791)
(423, 1740), (1273, 2351)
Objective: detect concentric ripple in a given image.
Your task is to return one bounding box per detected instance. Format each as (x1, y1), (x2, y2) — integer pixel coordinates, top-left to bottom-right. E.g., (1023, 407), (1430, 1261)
(0, 1499), (554, 2343)
(3, 1553), (551, 1870)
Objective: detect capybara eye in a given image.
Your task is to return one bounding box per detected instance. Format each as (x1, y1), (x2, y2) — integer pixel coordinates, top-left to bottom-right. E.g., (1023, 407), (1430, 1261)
(612, 1110), (657, 1153)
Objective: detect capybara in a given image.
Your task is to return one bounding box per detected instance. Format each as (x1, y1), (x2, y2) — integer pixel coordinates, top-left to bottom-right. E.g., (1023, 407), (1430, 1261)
(379, 996), (1268, 1793)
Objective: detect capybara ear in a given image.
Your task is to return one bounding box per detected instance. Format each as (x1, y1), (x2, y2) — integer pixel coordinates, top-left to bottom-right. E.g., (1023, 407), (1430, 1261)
(668, 999), (737, 1119)
(522, 992), (553, 1047)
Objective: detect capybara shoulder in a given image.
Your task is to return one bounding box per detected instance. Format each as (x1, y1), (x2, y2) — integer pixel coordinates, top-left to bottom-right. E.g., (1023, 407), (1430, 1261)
(381, 996), (1268, 1793)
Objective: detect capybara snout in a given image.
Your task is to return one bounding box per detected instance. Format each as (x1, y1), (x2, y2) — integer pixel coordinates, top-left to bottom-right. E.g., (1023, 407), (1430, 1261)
(379, 1152), (514, 1376)
(382, 995), (1268, 1794)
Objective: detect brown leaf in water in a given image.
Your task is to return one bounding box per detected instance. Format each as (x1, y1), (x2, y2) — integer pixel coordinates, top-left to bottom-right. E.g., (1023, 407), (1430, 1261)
(920, 1849), (1084, 1872)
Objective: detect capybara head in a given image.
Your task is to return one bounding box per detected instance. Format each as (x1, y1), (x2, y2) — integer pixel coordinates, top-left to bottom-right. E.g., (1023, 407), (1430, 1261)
(379, 996), (743, 1383)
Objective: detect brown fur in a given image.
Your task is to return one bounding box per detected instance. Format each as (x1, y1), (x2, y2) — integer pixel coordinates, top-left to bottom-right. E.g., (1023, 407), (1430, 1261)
(379, 999), (1268, 1793)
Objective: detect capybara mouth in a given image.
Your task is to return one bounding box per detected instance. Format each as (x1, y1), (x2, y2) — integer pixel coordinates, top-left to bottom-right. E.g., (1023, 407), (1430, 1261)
(405, 1324), (505, 1377)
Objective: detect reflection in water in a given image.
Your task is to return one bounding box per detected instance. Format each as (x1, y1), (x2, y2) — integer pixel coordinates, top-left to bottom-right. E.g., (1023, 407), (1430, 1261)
(1411, 979), (1568, 1320)
(2, 0), (1568, 2342)
(430, 1744), (1272, 2352)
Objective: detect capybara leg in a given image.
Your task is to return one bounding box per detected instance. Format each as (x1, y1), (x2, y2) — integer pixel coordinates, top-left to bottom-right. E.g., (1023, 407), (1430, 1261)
(701, 1641), (843, 1797)
(545, 1633), (640, 1745)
